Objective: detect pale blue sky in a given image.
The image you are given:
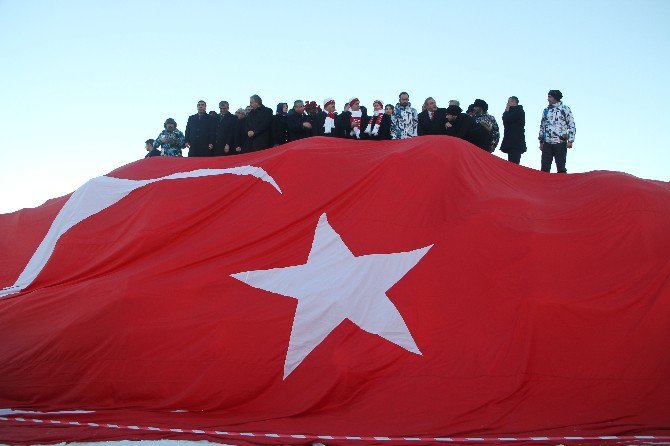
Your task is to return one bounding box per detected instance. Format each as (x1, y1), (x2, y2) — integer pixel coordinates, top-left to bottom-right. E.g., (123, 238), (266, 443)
(1, 0), (669, 213)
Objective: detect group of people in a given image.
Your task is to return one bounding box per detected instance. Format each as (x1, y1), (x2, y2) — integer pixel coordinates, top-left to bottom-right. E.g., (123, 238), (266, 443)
(145, 90), (576, 173)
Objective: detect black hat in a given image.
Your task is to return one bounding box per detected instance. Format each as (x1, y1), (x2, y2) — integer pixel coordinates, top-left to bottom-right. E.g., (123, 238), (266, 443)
(446, 105), (462, 116)
(466, 104), (475, 114)
(548, 90), (563, 101)
(164, 118), (177, 128)
(473, 99), (488, 112)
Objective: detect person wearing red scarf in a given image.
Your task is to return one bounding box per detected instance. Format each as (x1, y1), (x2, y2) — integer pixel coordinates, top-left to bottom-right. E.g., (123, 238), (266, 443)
(340, 98), (368, 139)
(314, 98), (341, 137)
(364, 100), (392, 140)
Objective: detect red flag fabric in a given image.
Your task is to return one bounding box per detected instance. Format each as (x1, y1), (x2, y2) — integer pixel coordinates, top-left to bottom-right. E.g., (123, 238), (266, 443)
(0, 136), (669, 445)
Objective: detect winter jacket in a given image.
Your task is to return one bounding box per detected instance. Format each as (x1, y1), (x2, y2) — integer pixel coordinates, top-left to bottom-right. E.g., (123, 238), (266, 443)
(153, 129), (185, 157)
(539, 101), (575, 144)
(500, 105), (526, 153)
(393, 102), (418, 139)
(473, 112), (500, 152)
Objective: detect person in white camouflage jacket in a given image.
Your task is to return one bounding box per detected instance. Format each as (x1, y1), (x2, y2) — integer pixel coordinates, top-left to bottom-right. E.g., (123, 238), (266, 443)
(539, 90), (576, 173)
(392, 92), (418, 139)
(472, 99), (500, 152)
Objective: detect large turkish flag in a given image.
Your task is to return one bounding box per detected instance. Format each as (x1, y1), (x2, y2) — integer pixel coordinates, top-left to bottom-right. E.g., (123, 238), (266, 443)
(0, 136), (669, 445)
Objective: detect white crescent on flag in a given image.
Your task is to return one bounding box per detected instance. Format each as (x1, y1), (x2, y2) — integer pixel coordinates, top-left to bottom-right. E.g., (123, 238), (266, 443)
(0, 166), (282, 298)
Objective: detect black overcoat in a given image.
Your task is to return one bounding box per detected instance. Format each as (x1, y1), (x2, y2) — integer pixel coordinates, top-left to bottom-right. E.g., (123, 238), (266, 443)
(500, 105), (527, 153)
(185, 113), (216, 157)
(417, 108), (448, 136)
(213, 112), (237, 156)
(245, 105), (273, 151)
(286, 110), (313, 142)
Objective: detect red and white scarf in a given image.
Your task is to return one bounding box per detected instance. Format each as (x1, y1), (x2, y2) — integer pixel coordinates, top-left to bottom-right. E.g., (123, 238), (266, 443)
(365, 110), (384, 136)
(349, 109), (362, 139)
(324, 111), (336, 134)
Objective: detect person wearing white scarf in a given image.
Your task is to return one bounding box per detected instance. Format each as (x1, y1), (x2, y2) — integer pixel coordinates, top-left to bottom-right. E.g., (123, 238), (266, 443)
(365, 100), (385, 137)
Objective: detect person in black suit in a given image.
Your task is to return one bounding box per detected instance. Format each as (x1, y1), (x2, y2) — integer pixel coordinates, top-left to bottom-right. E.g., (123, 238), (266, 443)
(232, 108), (248, 154)
(212, 101), (237, 156)
(185, 100), (216, 157)
(417, 97), (447, 136)
(286, 100), (313, 142)
(245, 94), (273, 151)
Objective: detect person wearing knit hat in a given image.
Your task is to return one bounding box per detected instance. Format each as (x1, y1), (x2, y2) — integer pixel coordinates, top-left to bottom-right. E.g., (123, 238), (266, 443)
(548, 90), (563, 101)
(539, 89), (576, 173)
(364, 100), (392, 140)
(445, 106), (491, 152)
(340, 97), (369, 139)
(471, 98), (500, 152)
(313, 98), (341, 137)
(152, 117), (185, 157)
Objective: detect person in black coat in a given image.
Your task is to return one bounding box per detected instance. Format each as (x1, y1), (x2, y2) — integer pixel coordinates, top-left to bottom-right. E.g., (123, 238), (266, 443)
(212, 101), (238, 156)
(340, 98), (368, 139)
(417, 97), (448, 136)
(312, 98), (341, 137)
(232, 107), (249, 154)
(185, 100), (216, 157)
(271, 103), (289, 147)
(364, 100), (392, 140)
(500, 96), (527, 164)
(144, 139), (161, 157)
(245, 94), (273, 151)
(445, 105), (490, 151)
(286, 100), (313, 142)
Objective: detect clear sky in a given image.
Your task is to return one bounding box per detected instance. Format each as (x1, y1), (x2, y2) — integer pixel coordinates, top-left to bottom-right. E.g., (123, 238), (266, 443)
(1, 0), (669, 214)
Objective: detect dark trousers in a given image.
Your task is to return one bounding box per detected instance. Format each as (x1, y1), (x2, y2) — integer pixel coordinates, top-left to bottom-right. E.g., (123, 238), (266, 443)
(507, 150), (523, 164)
(187, 143), (212, 157)
(541, 142), (567, 173)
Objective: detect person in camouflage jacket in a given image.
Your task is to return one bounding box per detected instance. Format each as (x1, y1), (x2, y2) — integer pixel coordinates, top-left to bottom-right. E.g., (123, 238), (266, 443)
(392, 92), (418, 139)
(472, 99), (500, 152)
(539, 90), (576, 173)
(153, 118), (185, 157)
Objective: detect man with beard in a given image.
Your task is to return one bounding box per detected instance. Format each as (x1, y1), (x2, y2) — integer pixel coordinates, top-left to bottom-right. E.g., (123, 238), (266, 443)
(417, 97), (447, 136)
(313, 98), (340, 137)
(393, 92), (418, 139)
(471, 99), (500, 152)
(153, 118), (185, 157)
(286, 100), (313, 142)
(500, 96), (527, 164)
(445, 105), (490, 151)
(245, 94), (274, 151)
(185, 100), (215, 157)
(364, 100), (392, 140)
(340, 98), (368, 139)
(213, 101), (237, 156)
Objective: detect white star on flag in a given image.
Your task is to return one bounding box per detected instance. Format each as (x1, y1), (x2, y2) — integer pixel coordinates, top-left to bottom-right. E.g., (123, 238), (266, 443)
(231, 213), (433, 378)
